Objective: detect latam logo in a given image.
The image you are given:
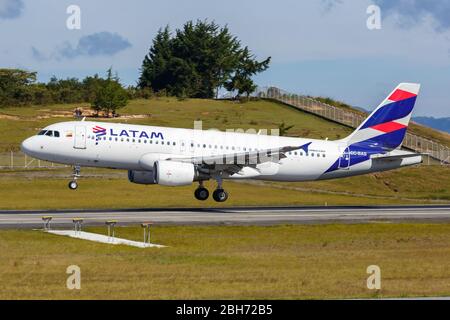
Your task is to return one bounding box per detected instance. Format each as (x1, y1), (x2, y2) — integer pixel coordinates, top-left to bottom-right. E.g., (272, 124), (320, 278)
(92, 126), (107, 137)
(92, 126), (164, 140)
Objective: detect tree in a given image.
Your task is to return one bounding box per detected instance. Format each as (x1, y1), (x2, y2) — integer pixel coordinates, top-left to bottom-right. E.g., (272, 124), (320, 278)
(138, 26), (173, 92)
(0, 69), (37, 106)
(224, 47), (271, 98)
(138, 20), (270, 99)
(91, 68), (129, 117)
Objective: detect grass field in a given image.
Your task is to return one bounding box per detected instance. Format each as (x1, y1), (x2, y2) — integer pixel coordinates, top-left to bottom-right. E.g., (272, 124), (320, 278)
(1, 223), (450, 299)
(0, 98), (449, 300)
(0, 164), (448, 210)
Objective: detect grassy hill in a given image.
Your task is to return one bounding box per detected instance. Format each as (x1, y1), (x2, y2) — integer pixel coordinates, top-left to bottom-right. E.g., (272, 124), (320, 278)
(0, 97), (448, 208)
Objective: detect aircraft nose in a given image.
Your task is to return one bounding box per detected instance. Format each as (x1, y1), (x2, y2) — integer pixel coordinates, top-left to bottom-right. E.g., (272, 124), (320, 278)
(21, 137), (37, 156)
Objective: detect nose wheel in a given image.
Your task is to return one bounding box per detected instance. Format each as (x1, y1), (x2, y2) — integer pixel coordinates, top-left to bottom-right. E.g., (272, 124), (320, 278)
(68, 180), (78, 190)
(68, 165), (81, 190)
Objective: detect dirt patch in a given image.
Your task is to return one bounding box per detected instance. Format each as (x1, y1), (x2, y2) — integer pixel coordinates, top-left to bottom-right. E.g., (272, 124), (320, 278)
(0, 114), (20, 120)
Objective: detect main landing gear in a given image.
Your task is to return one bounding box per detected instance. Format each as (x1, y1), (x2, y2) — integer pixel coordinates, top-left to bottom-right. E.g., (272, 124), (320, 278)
(194, 178), (228, 202)
(194, 184), (209, 201)
(68, 165), (80, 190)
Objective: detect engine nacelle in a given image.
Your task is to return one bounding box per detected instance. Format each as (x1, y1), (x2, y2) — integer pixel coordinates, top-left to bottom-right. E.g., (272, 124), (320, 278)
(154, 160), (195, 186)
(128, 170), (156, 184)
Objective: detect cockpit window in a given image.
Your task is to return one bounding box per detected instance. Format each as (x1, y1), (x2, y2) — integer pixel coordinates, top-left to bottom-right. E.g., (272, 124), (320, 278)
(45, 130), (53, 137)
(38, 130), (47, 136)
(54, 131), (60, 138)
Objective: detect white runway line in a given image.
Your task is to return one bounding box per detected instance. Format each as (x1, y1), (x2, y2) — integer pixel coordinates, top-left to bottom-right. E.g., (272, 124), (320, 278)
(46, 230), (166, 248)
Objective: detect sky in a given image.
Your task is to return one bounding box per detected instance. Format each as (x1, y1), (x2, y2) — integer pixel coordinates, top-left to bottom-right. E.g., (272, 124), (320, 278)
(1, 0), (450, 117)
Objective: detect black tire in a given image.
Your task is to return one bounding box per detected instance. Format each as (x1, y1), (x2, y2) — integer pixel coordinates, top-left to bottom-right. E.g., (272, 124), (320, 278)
(212, 189), (228, 202)
(194, 187), (209, 201)
(68, 181), (78, 190)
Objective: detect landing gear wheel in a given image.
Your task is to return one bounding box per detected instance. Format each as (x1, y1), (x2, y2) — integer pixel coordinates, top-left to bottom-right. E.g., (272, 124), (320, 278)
(213, 188), (228, 202)
(68, 180), (78, 190)
(194, 187), (209, 201)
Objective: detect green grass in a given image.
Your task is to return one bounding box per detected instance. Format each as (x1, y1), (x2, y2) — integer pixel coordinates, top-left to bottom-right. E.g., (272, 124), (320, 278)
(2, 223), (450, 299)
(0, 170), (440, 210)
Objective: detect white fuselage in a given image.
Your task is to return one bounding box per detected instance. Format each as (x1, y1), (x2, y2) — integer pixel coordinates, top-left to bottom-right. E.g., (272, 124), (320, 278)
(21, 121), (421, 182)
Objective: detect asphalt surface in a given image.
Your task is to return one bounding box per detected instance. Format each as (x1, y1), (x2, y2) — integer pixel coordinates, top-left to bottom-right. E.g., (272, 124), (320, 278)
(0, 205), (450, 228)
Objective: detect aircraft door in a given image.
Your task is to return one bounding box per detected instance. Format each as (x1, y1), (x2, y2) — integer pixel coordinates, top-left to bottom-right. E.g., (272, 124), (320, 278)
(74, 126), (87, 149)
(338, 146), (351, 170)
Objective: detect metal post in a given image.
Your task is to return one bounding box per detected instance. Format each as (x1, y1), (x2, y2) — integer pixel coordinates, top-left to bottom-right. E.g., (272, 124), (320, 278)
(141, 222), (153, 244)
(73, 218), (83, 234)
(106, 220), (117, 242)
(42, 216), (52, 231)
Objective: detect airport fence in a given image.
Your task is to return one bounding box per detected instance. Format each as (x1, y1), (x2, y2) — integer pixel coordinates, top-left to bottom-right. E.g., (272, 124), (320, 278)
(0, 151), (68, 170)
(253, 86), (450, 165)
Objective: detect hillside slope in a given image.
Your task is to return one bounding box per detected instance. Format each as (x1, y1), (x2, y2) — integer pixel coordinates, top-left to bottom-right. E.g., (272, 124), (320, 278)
(0, 97), (448, 206)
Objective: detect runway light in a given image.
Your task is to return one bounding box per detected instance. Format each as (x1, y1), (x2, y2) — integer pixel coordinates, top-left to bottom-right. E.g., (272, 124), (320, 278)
(105, 220), (117, 242)
(72, 218), (83, 234)
(141, 222), (153, 244)
(42, 216), (53, 231)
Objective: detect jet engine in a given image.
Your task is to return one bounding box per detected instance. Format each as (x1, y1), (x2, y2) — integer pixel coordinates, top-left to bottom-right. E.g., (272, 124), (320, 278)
(128, 170), (156, 184)
(154, 160), (195, 186)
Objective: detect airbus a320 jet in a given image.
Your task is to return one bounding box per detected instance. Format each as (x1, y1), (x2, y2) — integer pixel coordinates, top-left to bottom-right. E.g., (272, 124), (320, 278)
(21, 83), (423, 202)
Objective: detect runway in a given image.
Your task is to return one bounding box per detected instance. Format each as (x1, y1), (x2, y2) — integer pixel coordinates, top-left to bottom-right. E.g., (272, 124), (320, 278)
(0, 205), (450, 228)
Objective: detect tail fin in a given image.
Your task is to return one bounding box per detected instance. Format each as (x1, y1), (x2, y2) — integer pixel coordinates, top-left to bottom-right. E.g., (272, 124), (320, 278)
(345, 83), (420, 151)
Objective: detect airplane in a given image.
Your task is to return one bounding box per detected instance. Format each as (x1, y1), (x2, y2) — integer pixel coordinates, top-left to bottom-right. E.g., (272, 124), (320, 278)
(21, 83), (423, 202)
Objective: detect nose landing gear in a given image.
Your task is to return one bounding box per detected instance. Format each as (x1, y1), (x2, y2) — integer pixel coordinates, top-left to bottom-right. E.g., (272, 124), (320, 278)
(68, 165), (80, 190)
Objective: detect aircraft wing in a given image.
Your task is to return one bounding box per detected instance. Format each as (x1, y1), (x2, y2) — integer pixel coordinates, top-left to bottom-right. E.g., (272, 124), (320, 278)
(166, 145), (302, 175)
